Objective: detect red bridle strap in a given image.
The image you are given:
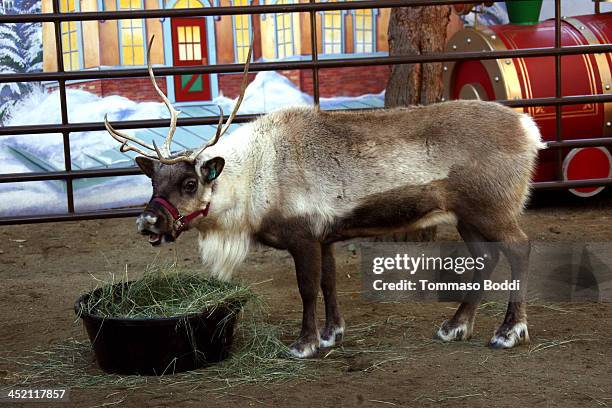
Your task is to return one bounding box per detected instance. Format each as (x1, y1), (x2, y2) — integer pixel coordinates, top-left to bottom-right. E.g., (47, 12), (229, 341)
(150, 197), (209, 238)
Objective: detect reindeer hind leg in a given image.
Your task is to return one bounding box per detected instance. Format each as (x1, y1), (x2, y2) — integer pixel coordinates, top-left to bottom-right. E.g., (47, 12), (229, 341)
(436, 221), (500, 342)
(466, 217), (531, 349)
(489, 229), (531, 349)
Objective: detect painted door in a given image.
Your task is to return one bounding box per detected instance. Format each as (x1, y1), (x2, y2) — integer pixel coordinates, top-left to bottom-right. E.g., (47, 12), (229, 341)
(171, 18), (210, 102)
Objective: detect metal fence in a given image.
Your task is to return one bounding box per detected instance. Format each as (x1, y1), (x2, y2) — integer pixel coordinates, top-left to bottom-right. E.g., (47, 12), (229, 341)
(0, 0), (611, 225)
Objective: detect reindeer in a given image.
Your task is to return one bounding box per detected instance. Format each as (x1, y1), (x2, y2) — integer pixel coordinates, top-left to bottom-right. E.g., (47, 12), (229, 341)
(105, 38), (544, 358)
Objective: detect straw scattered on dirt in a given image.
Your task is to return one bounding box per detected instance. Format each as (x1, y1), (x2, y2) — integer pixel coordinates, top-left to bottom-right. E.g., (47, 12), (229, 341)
(2, 263), (423, 392)
(1, 315), (415, 392)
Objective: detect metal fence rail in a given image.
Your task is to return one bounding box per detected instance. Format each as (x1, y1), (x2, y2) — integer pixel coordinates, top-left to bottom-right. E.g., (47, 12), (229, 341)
(0, 0), (611, 225)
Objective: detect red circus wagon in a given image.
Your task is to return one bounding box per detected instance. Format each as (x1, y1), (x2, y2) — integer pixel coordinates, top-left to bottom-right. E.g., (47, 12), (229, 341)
(443, 12), (612, 197)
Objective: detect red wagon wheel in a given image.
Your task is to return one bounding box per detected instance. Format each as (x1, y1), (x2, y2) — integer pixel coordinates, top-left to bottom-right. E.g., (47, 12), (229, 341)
(563, 147), (612, 197)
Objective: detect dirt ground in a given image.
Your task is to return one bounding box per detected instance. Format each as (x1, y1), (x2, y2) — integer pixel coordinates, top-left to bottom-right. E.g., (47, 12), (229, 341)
(1, 191), (611, 408)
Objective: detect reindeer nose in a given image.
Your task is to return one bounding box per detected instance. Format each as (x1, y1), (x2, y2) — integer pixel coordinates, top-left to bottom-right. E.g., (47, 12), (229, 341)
(136, 212), (159, 233)
(144, 214), (158, 224)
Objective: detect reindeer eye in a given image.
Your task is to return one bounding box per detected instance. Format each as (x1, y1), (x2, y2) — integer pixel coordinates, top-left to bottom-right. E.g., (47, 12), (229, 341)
(183, 179), (198, 194)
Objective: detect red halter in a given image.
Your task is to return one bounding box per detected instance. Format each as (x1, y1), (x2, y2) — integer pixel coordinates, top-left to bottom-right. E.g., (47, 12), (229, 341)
(149, 197), (210, 238)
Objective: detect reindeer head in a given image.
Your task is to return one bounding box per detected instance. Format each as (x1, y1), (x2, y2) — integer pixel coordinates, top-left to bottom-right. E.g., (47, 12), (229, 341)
(104, 36), (252, 246)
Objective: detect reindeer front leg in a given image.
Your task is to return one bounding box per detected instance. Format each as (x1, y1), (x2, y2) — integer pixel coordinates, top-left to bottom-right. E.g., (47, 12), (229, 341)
(320, 243), (345, 348)
(288, 241), (322, 358)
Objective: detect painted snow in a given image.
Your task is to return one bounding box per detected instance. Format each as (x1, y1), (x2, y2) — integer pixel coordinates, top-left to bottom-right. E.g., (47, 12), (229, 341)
(0, 71), (384, 216)
(0, 89), (165, 216)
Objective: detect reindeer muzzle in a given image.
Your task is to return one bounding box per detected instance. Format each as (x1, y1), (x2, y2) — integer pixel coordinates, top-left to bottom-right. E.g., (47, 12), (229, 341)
(142, 197), (210, 246)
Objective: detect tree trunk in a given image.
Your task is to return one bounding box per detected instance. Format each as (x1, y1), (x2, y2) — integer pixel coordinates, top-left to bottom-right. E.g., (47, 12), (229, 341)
(381, 5), (454, 242)
(385, 5), (453, 107)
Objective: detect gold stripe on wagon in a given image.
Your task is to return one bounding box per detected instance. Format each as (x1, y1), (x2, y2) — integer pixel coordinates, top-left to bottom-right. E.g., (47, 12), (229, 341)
(564, 17), (612, 138)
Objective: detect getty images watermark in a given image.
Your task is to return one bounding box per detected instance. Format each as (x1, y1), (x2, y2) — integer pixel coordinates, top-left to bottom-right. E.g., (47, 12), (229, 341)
(371, 252), (518, 292)
(361, 243), (612, 302)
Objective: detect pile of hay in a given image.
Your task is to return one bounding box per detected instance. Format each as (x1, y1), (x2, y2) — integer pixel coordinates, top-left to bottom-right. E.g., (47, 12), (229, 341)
(80, 264), (254, 319)
(71, 264), (310, 386)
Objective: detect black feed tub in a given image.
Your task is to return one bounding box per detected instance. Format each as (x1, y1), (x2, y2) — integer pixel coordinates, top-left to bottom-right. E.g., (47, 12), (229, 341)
(75, 287), (239, 375)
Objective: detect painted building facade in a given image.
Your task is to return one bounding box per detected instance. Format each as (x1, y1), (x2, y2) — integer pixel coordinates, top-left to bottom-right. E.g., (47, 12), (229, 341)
(0, 0), (15, 13)
(41, 0), (391, 103)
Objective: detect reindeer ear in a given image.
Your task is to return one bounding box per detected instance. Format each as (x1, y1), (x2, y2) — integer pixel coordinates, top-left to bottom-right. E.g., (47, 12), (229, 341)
(200, 157), (225, 183)
(135, 157), (157, 179)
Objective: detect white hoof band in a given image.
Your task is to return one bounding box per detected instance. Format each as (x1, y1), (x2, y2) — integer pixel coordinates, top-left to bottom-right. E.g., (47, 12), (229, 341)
(489, 322), (529, 349)
(319, 326), (344, 348)
(289, 341), (319, 358)
(436, 321), (470, 342)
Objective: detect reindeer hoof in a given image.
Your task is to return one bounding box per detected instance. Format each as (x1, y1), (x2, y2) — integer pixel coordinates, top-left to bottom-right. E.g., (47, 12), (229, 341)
(319, 324), (344, 348)
(435, 319), (472, 342)
(289, 336), (320, 358)
(489, 321), (529, 349)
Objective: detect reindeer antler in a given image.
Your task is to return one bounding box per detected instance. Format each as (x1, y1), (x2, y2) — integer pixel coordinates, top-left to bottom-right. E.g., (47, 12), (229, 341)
(104, 35), (253, 165)
(103, 114), (160, 160)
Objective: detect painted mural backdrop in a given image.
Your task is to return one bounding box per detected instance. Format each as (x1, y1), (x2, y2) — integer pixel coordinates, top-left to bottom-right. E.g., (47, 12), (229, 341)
(0, 0), (42, 124)
(0, 1), (610, 216)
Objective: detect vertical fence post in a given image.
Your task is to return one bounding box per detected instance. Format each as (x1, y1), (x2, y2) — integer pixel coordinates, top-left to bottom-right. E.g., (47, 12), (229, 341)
(51, 0), (75, 213)
(554, 0), (563, 182)
(309, 0), (320, 106)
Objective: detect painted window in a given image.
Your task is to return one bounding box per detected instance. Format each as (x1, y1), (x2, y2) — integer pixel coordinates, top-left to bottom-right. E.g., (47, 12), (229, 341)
(118, 0), (146, 66)
(274, 0), (295, 59)
(353, 8), (375, 53)
(60, 0), (81, 70)
(177, 25), (202, 61)
(174, 0), (204, 8)
(322, 9), (343, 54)
(233, 0), (252, 63)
